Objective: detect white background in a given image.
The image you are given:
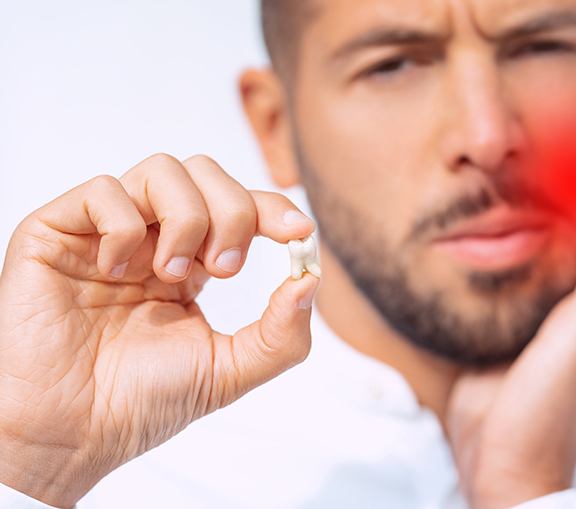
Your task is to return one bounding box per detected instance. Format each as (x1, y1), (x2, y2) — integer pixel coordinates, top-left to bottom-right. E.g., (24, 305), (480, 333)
(0, 0), (312, 334)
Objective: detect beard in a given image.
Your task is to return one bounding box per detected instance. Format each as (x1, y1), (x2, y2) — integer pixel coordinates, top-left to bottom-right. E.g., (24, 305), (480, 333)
(296, 148), (576, 366)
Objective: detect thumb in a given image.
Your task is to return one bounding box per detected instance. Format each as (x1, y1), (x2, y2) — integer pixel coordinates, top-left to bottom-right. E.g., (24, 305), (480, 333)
(225, 273), (320, 399)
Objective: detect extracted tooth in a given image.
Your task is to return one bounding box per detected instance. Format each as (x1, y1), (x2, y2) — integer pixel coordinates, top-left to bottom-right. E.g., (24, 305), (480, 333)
(288, 235), (322, 280)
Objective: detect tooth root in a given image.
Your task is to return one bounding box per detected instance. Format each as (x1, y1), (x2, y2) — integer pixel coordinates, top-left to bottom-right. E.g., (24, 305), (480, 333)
(305, 262), (322, 278)
(291, 258), (305, 280)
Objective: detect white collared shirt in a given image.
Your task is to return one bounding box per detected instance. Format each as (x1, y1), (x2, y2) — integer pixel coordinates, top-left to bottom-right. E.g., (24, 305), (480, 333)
(2, 308), (575, 508)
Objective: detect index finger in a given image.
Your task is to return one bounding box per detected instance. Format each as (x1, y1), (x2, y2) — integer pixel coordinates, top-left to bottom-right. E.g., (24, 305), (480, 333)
(249, 190), (316, 243)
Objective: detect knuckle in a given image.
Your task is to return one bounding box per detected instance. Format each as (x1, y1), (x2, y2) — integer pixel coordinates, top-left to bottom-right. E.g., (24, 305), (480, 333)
(187, 153), (217, 166)
(146, 152), (181, 168)
(221, 203), (257, 228)
(183, 153), (221, 172)
(165, 212), (209, 235)
(17, 221), (53, 249)
(9, 216), (64, 263)
(123, 152), (185, 186)
(107, 217), (147, 243)
(14, 213), (37, 236)
(121, 219), (148, 242)
(90, 174), (122, 193)
(219, 191), (257, 222)
(268, 191), (290, 204)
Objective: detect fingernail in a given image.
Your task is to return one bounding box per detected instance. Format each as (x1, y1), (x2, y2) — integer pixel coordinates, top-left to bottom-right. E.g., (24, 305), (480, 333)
(165, 256), (191, 278)
(215, 248), (243, 273)
(283, 210), (314, 228)
(297, 278), (320, 310)
(110, 261), (129, 279)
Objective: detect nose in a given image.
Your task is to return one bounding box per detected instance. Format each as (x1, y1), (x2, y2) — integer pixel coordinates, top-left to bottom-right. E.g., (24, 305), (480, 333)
(439, 52), (525, 174)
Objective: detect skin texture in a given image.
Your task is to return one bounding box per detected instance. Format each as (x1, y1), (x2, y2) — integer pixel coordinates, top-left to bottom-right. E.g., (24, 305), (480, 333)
(241, 0), (576, 506)
(0, 154), (319, 507)
(294, 0), (576, 364)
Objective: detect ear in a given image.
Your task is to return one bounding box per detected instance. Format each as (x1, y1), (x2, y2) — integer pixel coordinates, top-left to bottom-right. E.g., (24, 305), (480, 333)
(239, 68), (300, 188)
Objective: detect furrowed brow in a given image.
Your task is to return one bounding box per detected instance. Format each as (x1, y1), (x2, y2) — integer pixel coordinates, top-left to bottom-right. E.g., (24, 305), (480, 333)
(497, 9), (576, 41)
(330, 25), (445, 62)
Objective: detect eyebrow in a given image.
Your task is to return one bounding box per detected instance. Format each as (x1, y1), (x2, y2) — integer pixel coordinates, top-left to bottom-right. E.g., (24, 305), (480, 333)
(495, 9), (576, 41)
(330, 26), (445, 62)
(329, 8), (576, 63)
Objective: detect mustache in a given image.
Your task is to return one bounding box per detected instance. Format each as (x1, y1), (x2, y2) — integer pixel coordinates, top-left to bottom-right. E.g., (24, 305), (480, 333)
(409, 172), (564, 242)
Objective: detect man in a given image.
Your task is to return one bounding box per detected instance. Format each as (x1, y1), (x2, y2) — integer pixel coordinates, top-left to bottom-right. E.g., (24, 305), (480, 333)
(1, 0), (576, 507)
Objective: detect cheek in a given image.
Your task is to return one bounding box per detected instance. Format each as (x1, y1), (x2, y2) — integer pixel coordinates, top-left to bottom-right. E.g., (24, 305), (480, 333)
(511, 65), (576, 217)
(527, 116), (576, 217)
(303, 113), (422, 221)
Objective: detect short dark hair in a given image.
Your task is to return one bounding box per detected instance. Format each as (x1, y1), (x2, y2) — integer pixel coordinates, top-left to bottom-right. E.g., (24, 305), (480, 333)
(260, 0), (318, 79)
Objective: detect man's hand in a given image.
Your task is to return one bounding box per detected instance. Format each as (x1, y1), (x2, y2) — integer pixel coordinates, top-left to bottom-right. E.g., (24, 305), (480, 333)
(447, 291), (576, 508)
(0, 153), (319, 508)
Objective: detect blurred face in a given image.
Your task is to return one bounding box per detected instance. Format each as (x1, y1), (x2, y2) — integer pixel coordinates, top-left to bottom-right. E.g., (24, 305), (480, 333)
(289, 0), (576, 364)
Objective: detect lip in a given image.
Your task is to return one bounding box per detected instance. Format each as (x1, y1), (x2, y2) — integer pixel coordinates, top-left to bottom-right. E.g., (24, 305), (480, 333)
(431, 208), (553, 271)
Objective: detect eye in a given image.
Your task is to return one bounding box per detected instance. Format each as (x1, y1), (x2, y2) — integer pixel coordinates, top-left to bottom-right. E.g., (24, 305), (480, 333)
(356, 49), (439, 82)
(367, 57), (412, 76)
(512, 40), (574, 58)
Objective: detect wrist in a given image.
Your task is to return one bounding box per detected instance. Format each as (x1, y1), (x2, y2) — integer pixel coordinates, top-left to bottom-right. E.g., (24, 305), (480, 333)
(0, 430), (92, 508)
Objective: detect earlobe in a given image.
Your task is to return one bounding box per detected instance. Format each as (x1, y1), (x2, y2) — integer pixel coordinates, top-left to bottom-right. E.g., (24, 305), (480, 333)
(239, 68), (301, 188)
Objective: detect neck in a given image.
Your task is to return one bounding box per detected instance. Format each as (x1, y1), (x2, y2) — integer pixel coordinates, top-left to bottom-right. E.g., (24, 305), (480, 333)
(314, 241), (460, 426)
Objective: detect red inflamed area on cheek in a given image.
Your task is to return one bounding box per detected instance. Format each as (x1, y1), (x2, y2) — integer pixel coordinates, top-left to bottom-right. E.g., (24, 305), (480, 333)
(529, 126), (576, 217)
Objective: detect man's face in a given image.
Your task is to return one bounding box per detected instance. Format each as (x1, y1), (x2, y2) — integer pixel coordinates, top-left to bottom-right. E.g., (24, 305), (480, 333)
(288, 0), (576, 364)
